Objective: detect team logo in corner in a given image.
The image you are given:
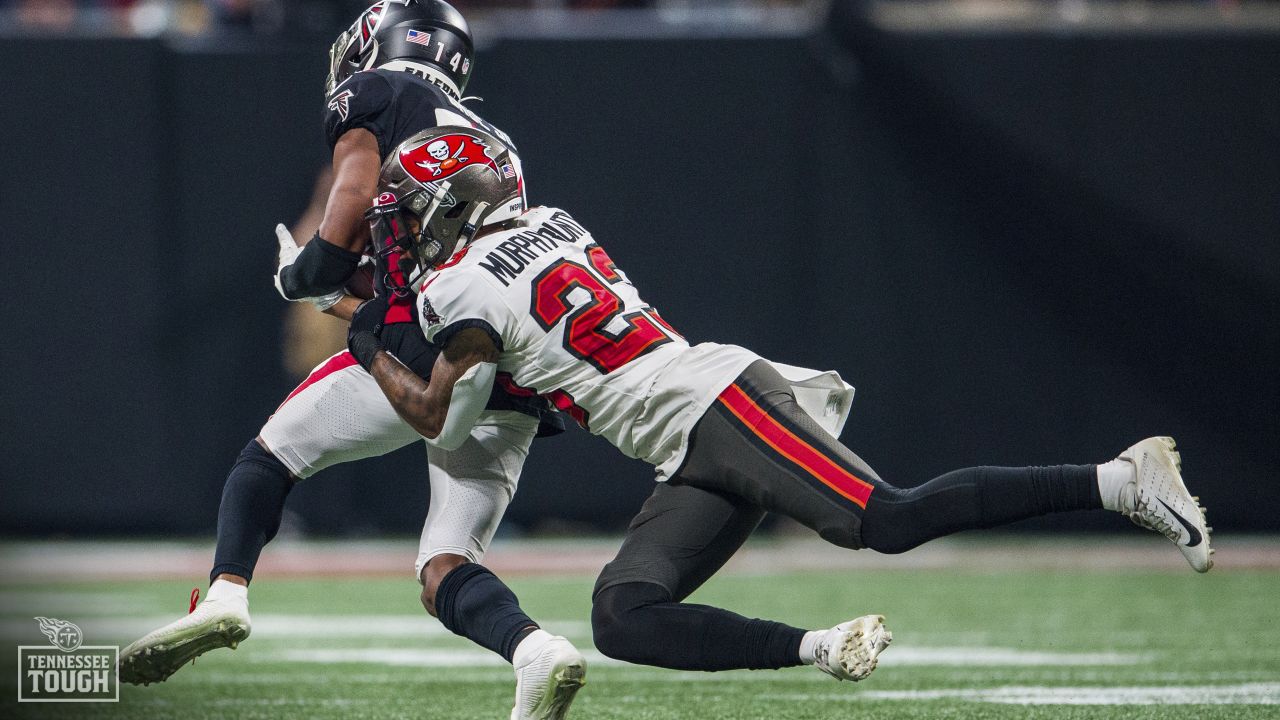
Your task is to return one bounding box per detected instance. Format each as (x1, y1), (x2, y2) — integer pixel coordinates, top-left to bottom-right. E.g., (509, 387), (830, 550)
(399, 133), (500, 184)
(19, 617), (118, 702)
(328, 89), (355, 121)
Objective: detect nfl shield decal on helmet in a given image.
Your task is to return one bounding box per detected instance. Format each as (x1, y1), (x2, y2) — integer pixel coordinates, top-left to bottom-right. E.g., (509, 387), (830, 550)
(399, 133), (500, 184)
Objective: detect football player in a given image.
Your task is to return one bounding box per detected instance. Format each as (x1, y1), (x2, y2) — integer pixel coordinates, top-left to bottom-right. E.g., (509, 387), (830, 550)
(348, 124), (1214, 683)
(119, 3), (585, 717)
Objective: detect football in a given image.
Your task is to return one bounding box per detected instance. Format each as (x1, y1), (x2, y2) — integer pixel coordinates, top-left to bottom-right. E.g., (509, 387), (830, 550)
(346, 261), (376, 300)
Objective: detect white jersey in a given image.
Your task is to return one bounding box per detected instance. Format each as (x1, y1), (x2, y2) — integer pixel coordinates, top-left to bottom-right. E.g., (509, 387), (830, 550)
(418, 207), (759, 477)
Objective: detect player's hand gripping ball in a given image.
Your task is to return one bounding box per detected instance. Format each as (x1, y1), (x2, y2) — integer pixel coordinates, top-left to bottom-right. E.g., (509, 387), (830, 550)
(345, 259), (377, 300)
(347, 294), (391, 371)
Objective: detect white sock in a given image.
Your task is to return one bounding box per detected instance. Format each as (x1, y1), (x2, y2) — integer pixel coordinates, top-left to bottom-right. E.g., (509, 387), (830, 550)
(1097, 458), (1135, 512)
(205, 579), (249, 604)
(512, 628), (554, 667)
(797, 629), (824, 665)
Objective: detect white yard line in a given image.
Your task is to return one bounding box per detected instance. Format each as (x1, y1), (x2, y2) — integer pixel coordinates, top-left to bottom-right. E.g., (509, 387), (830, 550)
(0, 614), (590, 643)
(264, 645), (1146, 669)
(4, 535), (1278, 581)
(765, 683), (1280, 705)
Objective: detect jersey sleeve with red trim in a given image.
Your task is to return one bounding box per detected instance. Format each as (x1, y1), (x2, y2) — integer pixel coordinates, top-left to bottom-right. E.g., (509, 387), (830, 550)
(324, 72), (395, 157)
(418, 268), (514, 352)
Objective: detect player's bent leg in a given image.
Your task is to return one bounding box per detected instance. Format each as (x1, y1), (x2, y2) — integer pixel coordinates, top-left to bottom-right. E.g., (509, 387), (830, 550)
(433, 562), (584, 720)
(119, 437), (283, 685)
(122, 355), (425, 686)
(260, 350), (425, 479)
(592, 582), (805, 671)
(416, 411), (585, 719)
(420, 552), (469, 617)
(676, 361), (879, 549)
(413, 411), (537, 580)
(209, 438), (295, 583)
(591, 482), (878, 675)
(217, 355), (421, 583)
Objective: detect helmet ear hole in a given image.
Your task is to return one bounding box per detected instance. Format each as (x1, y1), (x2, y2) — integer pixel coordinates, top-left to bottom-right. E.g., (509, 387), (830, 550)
(444, 200), (470, 220)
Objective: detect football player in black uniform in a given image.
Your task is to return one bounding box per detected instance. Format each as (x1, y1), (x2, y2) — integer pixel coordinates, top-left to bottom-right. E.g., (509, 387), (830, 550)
(119, 4), (584, 718)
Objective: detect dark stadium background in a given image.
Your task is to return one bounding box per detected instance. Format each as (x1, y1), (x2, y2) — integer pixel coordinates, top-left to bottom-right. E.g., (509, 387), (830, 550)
(2, 0), (1276, 538)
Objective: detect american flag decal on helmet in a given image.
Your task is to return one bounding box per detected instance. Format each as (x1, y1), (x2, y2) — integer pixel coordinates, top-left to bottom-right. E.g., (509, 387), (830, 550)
(406, 29), (432, 46)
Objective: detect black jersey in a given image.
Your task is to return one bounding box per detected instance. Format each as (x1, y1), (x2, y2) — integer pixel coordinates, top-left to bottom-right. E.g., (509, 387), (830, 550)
(323, 68), (562, 435)
(325, 68), (515, 162)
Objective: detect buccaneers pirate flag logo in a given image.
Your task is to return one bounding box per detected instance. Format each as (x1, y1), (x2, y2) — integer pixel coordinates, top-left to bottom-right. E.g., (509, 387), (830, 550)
(399, 133), (500, 184)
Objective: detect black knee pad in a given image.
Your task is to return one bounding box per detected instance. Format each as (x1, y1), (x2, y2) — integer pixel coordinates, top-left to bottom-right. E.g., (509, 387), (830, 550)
(591, 582), (669, 661)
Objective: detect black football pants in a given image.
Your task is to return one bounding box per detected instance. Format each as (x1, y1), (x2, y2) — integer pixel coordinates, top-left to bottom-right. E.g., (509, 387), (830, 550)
(591, 360), (1100, 671)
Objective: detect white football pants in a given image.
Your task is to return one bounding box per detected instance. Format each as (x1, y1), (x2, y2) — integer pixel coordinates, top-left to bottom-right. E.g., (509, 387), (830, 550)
(258, 350), (537, 581)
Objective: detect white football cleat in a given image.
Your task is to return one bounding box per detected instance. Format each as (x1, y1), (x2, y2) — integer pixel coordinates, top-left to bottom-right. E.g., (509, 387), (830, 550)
(118, 595), (251, 685)
(511, 635), (586, 720)
(812, 614), (892, 682)
(1116, 436), (1213, 573)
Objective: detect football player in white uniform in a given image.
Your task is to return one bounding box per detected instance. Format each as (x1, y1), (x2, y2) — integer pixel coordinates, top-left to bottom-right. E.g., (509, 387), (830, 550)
(119, 4), (584, 718)
(349, 124), (1213, 683)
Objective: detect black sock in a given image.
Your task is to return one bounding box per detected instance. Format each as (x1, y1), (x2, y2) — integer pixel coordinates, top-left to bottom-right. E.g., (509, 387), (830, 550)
(861, 464), (1101, 554)
(593, 582), (804, 671)
(434, 563), (538, 662)
(209, 439), (295, 584)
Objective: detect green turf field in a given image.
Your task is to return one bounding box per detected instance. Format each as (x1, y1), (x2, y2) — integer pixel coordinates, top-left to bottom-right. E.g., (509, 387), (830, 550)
(3, 543), (1278, 719)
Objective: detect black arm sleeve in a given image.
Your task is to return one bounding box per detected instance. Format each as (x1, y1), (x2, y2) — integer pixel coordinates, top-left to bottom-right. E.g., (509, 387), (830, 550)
(279, 234), (362, 299)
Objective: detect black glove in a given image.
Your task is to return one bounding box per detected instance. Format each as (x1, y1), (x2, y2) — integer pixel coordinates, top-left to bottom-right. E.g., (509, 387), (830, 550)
(347, 294), (390, 371)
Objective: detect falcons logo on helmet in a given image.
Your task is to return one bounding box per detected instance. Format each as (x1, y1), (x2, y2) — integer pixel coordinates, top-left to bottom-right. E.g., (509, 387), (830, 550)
(399, 133), (500, 184)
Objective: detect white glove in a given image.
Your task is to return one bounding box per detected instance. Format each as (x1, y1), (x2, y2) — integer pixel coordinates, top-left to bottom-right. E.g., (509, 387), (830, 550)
(274, 223), (344, 310)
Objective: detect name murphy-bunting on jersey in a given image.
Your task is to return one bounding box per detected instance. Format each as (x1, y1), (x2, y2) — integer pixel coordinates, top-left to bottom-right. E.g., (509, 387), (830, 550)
(478, 211), (588, 286)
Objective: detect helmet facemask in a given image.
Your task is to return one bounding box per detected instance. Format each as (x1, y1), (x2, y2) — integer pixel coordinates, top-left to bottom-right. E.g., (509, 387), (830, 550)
(364, 183), (489, 295)
(325, 28), (358, 96)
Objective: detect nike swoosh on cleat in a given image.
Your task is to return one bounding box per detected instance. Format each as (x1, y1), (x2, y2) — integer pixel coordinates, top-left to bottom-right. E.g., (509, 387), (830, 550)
(1158, 499), (1202, 547)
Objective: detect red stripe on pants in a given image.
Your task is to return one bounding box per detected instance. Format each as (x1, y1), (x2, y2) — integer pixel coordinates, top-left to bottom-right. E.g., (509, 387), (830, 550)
(717, 383), (874, 508)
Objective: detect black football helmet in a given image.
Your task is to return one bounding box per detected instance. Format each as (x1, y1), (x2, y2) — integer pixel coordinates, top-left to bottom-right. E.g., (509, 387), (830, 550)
(326, 0), (474, 99)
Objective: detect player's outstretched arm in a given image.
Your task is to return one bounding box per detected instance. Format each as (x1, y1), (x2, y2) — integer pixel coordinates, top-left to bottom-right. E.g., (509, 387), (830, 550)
(359, 327), (498, 449)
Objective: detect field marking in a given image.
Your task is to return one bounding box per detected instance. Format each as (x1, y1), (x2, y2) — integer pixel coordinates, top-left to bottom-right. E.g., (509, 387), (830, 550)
(1, 614), (590, 642)
(7, 535), (1279, 581)
(766, 683), (1280, 705)
(878, 647), (1146, 666)
(266, 646), (1146, 669)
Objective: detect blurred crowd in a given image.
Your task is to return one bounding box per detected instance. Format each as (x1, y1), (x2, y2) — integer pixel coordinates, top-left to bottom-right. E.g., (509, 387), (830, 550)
(0, 0), (811, 37)
(0, 0), (1259, 38)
